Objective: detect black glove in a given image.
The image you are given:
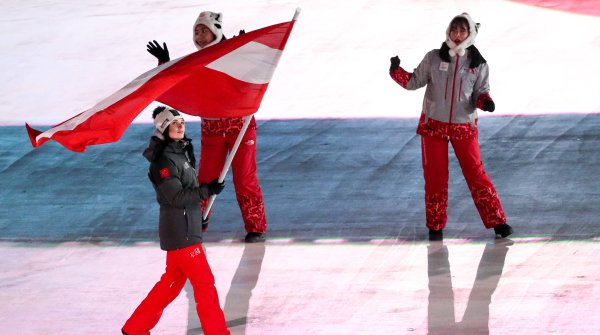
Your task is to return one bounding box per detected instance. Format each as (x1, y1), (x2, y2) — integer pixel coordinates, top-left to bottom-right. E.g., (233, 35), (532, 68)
(233, 29), (246, 38)
(146, 40), (170, 63)
(207, 178), (225, 195)
(482, 100), (495, 112)
(390, 56), (400, 72)
(201, 217), (210, 233)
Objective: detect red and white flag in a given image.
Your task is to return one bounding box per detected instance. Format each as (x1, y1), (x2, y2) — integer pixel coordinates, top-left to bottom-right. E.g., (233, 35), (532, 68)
(26, 16), (296, 152)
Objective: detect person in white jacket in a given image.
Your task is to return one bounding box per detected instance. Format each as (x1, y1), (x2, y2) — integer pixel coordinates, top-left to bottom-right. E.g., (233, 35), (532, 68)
(389, 13), (512, 241)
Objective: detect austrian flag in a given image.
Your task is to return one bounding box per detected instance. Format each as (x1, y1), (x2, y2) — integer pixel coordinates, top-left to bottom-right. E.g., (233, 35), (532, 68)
(26, 12), (298, 152)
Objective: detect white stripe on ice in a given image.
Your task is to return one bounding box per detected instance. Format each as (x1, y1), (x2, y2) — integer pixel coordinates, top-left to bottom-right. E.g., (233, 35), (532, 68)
(206, 41), (282, 85)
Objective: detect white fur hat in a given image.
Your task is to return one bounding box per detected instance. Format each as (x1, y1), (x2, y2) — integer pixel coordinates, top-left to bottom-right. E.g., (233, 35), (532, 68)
(193, 11), (223, 50)
(154, 108), (184, 134)
(445, 13), (480, 57)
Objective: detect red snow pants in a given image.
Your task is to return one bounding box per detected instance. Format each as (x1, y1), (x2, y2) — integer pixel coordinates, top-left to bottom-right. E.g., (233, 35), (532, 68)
(421, 135), (506, 231)
(122, 244), (230, 335)
(198, 117), (267, 233)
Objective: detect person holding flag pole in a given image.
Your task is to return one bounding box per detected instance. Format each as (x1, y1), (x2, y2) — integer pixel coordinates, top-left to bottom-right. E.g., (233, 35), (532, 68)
(26, 7), (299, 333)
(122, 107), (229, 335)
(192, 11), (267, 243)
(25, 9), (300, 245)
(146, 10), (287, 243)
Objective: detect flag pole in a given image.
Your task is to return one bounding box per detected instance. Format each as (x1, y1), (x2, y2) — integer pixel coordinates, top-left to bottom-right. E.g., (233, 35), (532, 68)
(202, 114), (254, 220)
(293, 7), (301, 20)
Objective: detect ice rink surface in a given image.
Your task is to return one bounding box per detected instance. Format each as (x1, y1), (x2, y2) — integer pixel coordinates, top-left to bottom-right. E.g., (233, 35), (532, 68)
(2, 240), (600, 334)
(1, 0), (599, 334)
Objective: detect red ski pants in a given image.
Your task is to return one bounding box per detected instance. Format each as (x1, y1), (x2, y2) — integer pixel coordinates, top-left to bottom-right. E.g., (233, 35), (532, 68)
(122, 244), (230, 335)
(421, 135), (506, 230)
(198, 119), (267, 233)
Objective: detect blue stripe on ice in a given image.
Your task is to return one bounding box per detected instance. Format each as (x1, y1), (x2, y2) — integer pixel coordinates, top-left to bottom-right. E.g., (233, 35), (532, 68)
(1, 115), (599, 243)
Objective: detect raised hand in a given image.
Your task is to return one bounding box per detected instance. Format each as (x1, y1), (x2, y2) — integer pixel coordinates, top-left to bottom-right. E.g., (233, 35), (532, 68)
(390, 56), (400, 72)
(146, 40), (170, 63)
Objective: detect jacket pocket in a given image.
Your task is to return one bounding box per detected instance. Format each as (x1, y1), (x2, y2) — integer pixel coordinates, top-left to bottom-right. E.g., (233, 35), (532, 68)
(159, 206), (188, 244)
(460, 72), (476, 100)
(184, 205), (203, 238)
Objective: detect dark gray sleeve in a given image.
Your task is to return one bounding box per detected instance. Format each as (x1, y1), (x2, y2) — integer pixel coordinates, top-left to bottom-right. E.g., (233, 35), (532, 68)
(150, 158), (211, 208)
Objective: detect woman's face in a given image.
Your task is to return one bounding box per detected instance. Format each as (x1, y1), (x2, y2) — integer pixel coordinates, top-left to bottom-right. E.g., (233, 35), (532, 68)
(449, 22), (469, 44)
(168, 119), (185, 141)
(194, 24), (216, 48)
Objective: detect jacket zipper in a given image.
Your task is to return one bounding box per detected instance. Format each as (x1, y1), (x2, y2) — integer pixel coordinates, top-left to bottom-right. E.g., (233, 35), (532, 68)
(184, 208), (189, 240)
(448, 55), (460, 123)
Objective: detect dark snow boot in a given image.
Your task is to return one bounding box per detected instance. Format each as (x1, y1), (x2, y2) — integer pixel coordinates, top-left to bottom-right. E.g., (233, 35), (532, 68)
(429, 229), (443, 241)
(494, 223), (513, 238)
(245, 232), (266, 243)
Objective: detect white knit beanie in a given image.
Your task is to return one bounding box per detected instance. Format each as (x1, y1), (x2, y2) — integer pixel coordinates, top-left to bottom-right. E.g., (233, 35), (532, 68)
(154, 108), (184, 134)
(445, 13), (480, 57)
(193, 11), (224, 50)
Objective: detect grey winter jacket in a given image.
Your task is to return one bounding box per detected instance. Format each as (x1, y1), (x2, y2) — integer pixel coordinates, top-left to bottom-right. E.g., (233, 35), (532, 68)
(406, 49), (490, 125)
(143, 136), (211, 251)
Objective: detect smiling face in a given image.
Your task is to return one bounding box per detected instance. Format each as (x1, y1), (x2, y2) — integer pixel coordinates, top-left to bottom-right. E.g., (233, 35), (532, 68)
(449, 19), (470, 44)
(194, 24), (216, 48)
(168, 118), (185, 141)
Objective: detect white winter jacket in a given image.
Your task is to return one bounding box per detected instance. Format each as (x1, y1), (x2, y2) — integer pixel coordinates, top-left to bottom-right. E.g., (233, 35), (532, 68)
(405, 48), (490, 125)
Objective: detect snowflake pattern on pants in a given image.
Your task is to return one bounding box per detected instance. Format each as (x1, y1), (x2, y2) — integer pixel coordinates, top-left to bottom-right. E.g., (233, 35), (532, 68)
(425, 191), (448, 231)
(469, 186), (506, 228)
(201, 117), (256, 136)
(416, 115), (478, 140)
(236, 192), (267, 233)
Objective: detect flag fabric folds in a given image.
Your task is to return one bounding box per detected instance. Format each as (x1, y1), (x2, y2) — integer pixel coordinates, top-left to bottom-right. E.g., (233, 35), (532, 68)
(26, 19), (296, 152)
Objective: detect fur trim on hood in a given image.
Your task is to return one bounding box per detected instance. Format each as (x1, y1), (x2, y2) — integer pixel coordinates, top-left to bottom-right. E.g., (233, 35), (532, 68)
(445, 12), (480, 57)
(439, 43), (487, 69)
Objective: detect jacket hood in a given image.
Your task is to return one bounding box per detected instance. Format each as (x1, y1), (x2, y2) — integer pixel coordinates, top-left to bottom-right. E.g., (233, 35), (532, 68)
(143, 136), (196, 167)
(444, 12), (480, 57)
(193, 11), (224, 50)
(143, 136), (166, 162)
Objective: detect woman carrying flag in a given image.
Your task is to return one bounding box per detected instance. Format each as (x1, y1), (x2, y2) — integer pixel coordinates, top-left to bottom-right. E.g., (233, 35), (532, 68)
(147, 11), (268, 243)
(122, 106), (229, 335)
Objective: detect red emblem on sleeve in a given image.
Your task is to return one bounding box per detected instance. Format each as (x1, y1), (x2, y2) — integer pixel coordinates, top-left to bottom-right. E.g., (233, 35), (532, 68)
(159, 168), (171, 179)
